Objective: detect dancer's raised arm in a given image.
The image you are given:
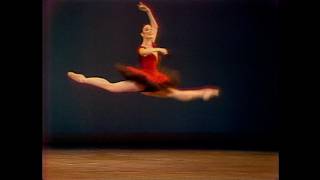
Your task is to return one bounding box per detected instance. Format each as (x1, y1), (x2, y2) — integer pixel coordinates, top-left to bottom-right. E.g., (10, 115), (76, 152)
(138, 2), (158, 43)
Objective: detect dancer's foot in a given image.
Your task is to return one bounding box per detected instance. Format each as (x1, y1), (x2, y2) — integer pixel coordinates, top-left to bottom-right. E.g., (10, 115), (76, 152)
(67, 72), (86, 83)
(202, 88), (219, 101)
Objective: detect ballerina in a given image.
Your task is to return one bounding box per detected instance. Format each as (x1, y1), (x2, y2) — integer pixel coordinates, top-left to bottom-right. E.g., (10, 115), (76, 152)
(68, 2), (219, 102)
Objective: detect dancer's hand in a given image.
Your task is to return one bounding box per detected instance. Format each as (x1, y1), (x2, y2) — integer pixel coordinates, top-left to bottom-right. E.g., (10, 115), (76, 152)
(138, 2), (151, 12)
(158, 48), (168, 55)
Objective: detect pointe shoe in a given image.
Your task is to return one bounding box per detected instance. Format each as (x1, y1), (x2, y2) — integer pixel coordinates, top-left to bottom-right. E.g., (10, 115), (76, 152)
(67, 72), (86, 83)
(203, 88), (219, 101)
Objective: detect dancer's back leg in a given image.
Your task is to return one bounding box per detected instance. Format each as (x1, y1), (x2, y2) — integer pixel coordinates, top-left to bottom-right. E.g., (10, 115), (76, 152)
(142, 87), (219, 101)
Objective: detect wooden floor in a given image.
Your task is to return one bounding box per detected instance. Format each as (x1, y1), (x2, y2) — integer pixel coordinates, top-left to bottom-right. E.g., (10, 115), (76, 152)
(43, 149), (278, 180)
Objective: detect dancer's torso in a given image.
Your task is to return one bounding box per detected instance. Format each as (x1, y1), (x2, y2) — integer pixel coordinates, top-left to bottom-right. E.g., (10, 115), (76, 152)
(139, 43), (160, 72)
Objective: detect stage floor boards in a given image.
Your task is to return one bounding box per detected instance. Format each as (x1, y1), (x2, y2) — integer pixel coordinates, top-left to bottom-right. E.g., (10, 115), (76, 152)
(43, 149), (278, 180)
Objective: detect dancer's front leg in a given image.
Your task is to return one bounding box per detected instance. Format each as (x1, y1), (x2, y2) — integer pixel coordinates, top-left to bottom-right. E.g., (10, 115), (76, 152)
(67, 72), (145, 93)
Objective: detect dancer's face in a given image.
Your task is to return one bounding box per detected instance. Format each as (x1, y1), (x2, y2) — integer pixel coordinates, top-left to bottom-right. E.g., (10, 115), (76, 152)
(141, 25), (154, 39)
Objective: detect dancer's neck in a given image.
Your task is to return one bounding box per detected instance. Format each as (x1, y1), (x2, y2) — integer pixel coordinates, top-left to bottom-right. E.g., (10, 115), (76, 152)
(141, 39), (153, 48)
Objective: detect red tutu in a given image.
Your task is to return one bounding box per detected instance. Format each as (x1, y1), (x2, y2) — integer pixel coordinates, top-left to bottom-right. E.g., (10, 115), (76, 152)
(117, 45), (179, 92)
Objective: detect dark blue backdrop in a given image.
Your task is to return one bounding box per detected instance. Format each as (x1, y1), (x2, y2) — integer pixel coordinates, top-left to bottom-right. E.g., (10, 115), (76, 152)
(44, 0), (280, 145)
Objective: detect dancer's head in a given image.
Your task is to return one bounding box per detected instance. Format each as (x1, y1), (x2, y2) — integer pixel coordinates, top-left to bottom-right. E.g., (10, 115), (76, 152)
(140, 24), (154, 40)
